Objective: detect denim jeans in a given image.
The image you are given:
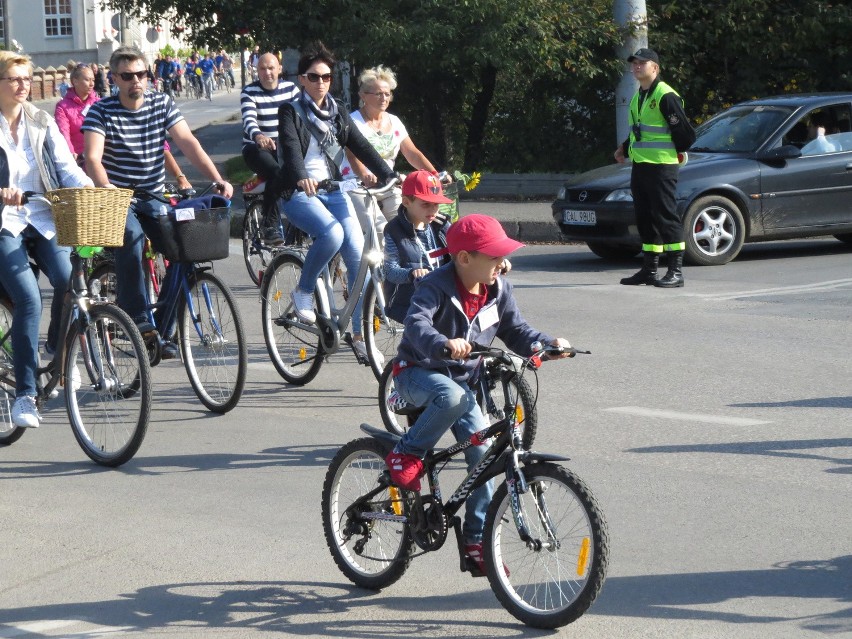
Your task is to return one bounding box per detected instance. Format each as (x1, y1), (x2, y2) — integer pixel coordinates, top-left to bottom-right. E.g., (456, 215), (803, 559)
(0, 227), (71, 397)
(113, 199), (172, 326)
(282, 190), (365, 335)
(394, 365), (492, 543)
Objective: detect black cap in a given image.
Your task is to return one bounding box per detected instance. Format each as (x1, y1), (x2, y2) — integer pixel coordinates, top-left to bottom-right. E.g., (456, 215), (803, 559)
(627, 48), (660, 64)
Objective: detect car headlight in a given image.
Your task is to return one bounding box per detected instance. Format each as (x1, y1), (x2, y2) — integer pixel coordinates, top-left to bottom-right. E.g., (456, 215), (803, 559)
(604, 189), (633, 202)
(556, 187), (566, 200)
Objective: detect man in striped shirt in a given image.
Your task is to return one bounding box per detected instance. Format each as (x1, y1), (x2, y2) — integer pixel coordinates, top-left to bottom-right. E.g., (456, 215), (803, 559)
(240, 52), (299, 245)
(82, 45), (233, 334)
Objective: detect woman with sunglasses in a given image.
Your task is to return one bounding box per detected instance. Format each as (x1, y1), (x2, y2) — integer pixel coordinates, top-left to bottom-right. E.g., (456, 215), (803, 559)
(0, 51), (93, 428)
(277, 42), (395, 363)
(342, 65), (446, 232)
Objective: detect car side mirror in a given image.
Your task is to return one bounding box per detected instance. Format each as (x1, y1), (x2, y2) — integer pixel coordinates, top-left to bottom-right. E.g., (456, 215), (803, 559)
(758, 144), (802, 161)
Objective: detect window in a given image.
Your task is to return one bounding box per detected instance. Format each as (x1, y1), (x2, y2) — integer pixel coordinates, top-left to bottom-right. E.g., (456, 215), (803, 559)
(0, 4), (5, 41)
(784, 104), (852, 155)
(44, 0), (72, 37)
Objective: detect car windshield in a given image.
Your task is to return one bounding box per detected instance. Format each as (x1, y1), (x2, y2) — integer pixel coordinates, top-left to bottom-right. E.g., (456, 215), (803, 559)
(692, 105), (796, 152)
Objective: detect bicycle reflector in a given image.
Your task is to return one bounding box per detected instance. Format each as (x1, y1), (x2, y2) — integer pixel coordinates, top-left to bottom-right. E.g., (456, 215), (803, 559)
(577, 537), (591, 577)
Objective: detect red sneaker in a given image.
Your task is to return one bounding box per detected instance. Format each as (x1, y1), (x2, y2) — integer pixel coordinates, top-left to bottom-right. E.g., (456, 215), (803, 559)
(385, 450), (423, 491)
(465, 542), (510, 577)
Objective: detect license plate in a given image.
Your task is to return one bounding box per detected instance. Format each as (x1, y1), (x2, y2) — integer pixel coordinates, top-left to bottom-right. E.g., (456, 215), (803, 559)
(562, 209), (596, 225)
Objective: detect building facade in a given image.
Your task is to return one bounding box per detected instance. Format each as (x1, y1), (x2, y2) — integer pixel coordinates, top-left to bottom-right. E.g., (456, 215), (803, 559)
(1, 0), (188, 68)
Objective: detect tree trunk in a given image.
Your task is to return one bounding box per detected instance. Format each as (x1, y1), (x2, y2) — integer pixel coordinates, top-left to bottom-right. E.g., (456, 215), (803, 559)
(463, 62), (498, 173)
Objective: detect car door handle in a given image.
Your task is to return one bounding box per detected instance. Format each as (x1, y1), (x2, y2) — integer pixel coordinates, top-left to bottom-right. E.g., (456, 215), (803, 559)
(847, 163), (852, 171)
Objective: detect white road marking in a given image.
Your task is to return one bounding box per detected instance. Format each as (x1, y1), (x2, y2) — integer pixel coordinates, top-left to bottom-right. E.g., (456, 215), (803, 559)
(683, 278), (852, 301)
(605, 406), (771, 426)
(0, 620), (77, 637)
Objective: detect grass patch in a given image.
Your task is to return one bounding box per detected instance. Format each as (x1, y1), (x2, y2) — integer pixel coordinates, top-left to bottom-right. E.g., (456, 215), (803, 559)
(224, 155), (253, 185)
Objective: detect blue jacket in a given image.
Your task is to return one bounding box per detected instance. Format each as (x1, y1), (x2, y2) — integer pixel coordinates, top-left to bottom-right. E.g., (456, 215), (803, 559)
(382, 208), (450, 323)
(395, 262), (553, 383)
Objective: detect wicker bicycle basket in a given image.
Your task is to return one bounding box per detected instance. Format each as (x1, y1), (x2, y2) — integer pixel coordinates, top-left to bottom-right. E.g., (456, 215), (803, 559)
(47, 188), (132, 247)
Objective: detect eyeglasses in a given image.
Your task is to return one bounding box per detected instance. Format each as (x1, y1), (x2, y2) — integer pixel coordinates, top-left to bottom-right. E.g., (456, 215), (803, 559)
(1, 76), (32, 85)
(364, 91), (392, 99)
(302, 72), (332, 83)
(118, 70), (148, 81)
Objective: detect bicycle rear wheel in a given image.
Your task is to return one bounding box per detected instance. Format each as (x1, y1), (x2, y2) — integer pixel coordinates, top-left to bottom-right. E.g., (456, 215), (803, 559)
(65, 304), (151, 466)
(242, 201), (274, 286)
(322, 438), (415, 589)
(178, 270), (247, 413)
(362, 279), (403, 381)
(484, 463), (609, 629)
(260, 251), (324, 385)
(482, 370), (538, 449)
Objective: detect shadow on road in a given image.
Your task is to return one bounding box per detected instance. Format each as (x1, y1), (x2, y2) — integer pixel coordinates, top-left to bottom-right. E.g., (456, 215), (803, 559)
(626, 437), (852, 474)
(1, 557), (849, 635)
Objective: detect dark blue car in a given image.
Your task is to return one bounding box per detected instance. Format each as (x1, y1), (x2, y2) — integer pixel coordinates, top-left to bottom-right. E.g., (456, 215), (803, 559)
(552, 93), (852, 265)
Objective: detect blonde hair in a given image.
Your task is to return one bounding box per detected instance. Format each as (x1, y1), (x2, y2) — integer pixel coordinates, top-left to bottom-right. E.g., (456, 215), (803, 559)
(0, 51), (33, 79)
(358, 65), (398, 93)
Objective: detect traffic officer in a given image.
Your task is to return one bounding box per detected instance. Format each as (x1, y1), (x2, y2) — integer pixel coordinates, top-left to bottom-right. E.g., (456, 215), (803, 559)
(615, 48), (695, 288)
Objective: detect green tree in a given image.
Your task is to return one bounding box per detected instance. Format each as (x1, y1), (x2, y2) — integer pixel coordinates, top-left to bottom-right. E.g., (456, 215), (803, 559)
(98, 0), (622, 172)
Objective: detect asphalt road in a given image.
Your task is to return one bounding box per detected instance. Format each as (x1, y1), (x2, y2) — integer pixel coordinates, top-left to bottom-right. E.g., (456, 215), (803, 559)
(1, 236), (850, 638)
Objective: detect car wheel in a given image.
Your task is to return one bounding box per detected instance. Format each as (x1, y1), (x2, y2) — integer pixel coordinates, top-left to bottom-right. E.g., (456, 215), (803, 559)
(832, 233), (852, 245)
(585, 242), (641, 260)
(684, 195), (745, 266)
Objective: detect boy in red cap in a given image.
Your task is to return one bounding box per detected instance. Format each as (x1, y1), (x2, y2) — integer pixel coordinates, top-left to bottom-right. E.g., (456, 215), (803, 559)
(382, 170), (454, 324)
(385, 212), (573, 575)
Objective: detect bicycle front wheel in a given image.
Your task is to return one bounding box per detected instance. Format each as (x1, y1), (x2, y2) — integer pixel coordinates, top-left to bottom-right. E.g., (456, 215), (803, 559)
(260, 251), (324, 385)
(322, 438), (415, 589)
(362, 279), (403, 381)
(178, 270), (247, 413)
(65, 304), (152, 466)
(242, 201), (274, 286)
(483, 371), (538, 449)
(484, 463), (609, 629)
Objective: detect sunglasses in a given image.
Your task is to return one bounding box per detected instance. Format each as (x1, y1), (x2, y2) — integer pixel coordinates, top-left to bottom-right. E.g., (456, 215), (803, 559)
(118, 70), (148, 81)
(302, 72), (332, 83)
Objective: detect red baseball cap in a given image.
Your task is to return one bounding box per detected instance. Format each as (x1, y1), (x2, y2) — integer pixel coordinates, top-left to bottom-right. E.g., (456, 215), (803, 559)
(401, 170), (454, 204)
(446, 214), (524, 257)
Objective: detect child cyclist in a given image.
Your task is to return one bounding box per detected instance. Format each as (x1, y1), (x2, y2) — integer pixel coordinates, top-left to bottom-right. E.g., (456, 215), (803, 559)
(385, 213), (573, 573)
(382, 170), (453, 324)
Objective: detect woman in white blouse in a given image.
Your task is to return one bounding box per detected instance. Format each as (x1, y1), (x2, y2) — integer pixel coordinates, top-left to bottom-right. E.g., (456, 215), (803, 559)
(0, 51), (93, 428)
(343, 65), (448, 231)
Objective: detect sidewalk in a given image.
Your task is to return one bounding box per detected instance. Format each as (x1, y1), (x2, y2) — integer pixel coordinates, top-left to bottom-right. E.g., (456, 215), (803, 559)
(34, 94), (562, 243)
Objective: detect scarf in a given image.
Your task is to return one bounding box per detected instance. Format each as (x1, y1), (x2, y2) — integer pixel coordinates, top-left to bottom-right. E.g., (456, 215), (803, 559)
(300, 91), (340, 145)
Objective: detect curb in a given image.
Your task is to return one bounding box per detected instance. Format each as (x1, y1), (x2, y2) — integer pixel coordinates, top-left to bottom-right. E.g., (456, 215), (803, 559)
(226, 209), (561, 244)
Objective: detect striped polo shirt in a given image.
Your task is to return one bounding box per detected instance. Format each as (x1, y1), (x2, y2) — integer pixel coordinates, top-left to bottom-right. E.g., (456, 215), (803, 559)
(240, 80), (300, 146)
(81, 91), (183, 192)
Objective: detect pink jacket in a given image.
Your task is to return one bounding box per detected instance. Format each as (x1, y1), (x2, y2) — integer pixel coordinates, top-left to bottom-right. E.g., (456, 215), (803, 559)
(54, 90), (100, 156)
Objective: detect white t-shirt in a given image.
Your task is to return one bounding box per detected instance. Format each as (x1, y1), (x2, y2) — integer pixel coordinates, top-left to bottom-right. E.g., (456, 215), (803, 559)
(340, 111), (409, 176)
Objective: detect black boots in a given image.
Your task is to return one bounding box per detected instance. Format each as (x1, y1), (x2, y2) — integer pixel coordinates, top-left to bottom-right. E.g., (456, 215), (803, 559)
(620, 252), (659, 285)
(655, 251), (684, 288)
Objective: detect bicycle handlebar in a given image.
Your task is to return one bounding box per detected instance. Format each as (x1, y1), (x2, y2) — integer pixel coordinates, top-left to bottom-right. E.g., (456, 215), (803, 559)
(300, 176), (401, 196)
(132, 182), (223, 204)
(443, 342), (590, 362)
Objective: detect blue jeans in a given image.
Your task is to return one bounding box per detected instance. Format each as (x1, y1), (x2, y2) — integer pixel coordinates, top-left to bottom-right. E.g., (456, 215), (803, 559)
(394, 365), (492, 543)
(114, 199), (173, 326)
(0, 227), (71, 397)
(282, 190), (365, 335)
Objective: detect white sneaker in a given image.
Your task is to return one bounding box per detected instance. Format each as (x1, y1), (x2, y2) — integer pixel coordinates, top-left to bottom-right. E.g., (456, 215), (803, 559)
(12, 395), (41, 428)
(290, 288), (316, 324)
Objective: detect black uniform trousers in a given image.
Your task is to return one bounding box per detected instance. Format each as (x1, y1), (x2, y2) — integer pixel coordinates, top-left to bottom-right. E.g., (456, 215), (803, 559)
(630, 161), (683, 250)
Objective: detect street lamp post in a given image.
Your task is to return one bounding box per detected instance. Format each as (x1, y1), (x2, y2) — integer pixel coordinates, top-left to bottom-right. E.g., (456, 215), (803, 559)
(614, 0), (647, 145)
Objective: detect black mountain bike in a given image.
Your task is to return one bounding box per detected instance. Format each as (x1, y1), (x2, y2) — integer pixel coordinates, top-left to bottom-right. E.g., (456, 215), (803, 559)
(322, 343), (608, 629)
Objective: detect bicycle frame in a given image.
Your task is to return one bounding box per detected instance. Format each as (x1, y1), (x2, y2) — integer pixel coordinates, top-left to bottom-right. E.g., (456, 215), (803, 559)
(146, 261), (220, 343)
(280, 182), (396, 354)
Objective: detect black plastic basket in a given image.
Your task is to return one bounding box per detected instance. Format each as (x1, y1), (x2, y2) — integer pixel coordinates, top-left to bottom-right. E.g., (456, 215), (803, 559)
(158, 207), (231, 263)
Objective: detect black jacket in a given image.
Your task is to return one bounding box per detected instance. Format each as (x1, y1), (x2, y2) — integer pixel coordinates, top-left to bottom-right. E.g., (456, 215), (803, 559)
(276, 98), (394, 191)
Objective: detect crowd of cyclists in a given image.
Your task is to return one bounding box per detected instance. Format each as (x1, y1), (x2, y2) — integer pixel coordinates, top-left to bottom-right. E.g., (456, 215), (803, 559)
(2, 41), (576, 581)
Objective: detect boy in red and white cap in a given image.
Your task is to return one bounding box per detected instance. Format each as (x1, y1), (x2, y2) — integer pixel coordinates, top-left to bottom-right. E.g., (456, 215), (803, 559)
(385, 213), (573, 575)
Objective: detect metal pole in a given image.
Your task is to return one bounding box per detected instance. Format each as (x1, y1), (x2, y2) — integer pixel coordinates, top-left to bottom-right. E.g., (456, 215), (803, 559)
(613, 0), (647, 146)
